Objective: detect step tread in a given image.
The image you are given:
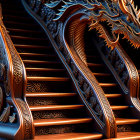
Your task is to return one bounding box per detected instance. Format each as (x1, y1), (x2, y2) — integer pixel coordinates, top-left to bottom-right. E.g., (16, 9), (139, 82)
(34, 133), (103, 140)
(26, 68), (65, 72)
(116, 118), (140, 125)
(26, 92), (76, 97)
(88, 63), (103, 67)
(27, 76), (70, 82)
(105, 132), (140, 140)
(4, 21), (37, 27)
(34, 118), (92, 127)
(4, 15), (32, 20)
(14, 44), (49, 49)
(7, 28), (43, 34)
(99, 83), (117, 87)
(19, 53), (56, 57)
(93, 73), (111, 76)
(117, 132), (140, 139)
(105, 94), (122, 98)
(30, 105), (84, 111)
(11, 35), (47, 41)
(111, 106), (129, 110)
(23, 60), (60, 64)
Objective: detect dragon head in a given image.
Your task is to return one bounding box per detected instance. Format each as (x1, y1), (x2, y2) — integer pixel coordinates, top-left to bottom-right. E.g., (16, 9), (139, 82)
(88, 0), (140, 49)
(46, 0), (140, 49)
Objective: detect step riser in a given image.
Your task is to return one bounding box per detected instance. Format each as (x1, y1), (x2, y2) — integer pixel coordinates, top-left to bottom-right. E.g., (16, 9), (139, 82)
(113, 110), (131, 118)
(95, 76), (114, 83)
(20, 55), (57, 61)
(3, 16), (34, 23)
(26, 71), (66, 77)
(16, 48), (53, 54)
(117, 124), (139, 132)
(24, 62), (63, 69)
(26, 96), (78, 106)
(26, 81), (72, 93)
(35, 123), (93, 136)
(4, 22), (39, 30)
(32, 109), (87, 120)
(11, 38), (48, 46)
(8, 30), (46, 38)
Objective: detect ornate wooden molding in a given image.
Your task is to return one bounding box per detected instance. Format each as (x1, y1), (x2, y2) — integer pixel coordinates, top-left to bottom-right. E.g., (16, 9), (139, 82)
(0, 3), (34, 139)
(23, 0), (117, 138)
(97, 42), (140, 117)
(21, 0), (140, 138)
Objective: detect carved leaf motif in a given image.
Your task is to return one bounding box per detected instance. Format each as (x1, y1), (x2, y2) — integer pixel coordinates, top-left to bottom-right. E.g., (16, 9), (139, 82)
(9, 113), (16, 123)
(83, 82), (89, 92)
(90, 95), (97, 108)
(72, 65), (78, 77)
(0, 106), (10, 123)
(78, 74), (84, 87)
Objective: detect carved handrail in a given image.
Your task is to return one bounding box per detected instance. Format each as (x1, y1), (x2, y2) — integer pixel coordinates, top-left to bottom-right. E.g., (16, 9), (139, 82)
(23, 0), (117, 138)
(96, 40), (140, 117)
(0, 3), (34, 139)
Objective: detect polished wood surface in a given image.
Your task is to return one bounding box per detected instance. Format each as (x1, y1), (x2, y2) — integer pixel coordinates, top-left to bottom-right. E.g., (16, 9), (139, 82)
(34, 133), (103, 140)
(0, 0), (139, 139)
(27, 77), (70, 82)
(26, 92), (76, 97)
(116, 118), (140, 125)
(29, 105), (84, 111)
(34, 118), (92, 127)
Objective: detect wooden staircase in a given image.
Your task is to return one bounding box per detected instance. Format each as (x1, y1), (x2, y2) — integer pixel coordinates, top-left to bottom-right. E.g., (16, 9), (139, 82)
(1, 0), (103, 139)
(85, 35), (140, 139)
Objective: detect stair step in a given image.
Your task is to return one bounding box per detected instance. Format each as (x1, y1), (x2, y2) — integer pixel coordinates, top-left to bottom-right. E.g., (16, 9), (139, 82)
(11, 35), (47, 41)
(117, 132), (140, 140)
(7, 28), (43, 34)
(105, 94), (122, 98)
(19, 53), (56, 58)
(88, 63), (103, 67)
(93, 73), (111, 76)
(23, 60), (60, 64)
(27, 77), (70, 82)
(4, 15), (33, 21)
(4, 21), (38, 27)
(30, 105), (84, 111)
(116, 118), (140, 125)
(14, 44), (49, 49)
(34, 133), (103, 140)
(99, 83), (117, 87)
(26, 68), (65, 72)
(111, 106), (129, 110)
(34, 118), (92, 127)
(3, 9), (26, 15)
(87, 55), (100, 58)
(26, 92), (76, 97)
(105, 132), (140, 140)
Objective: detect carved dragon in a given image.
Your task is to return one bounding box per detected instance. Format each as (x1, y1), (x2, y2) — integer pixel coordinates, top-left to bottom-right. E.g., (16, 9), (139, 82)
(52, 0), (140, 48)
(24, 0), (140, 138)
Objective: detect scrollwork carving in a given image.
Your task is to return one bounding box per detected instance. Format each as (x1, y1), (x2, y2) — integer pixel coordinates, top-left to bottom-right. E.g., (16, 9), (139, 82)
(103, 46), (129, 88)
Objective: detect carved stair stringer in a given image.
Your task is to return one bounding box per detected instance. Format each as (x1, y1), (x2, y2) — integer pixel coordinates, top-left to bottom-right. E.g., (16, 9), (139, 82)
(0, 4), (34, 140)
(97, 41), (140, 118)
(62, 12), (117, 138)
(21, 1), (117, 138)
